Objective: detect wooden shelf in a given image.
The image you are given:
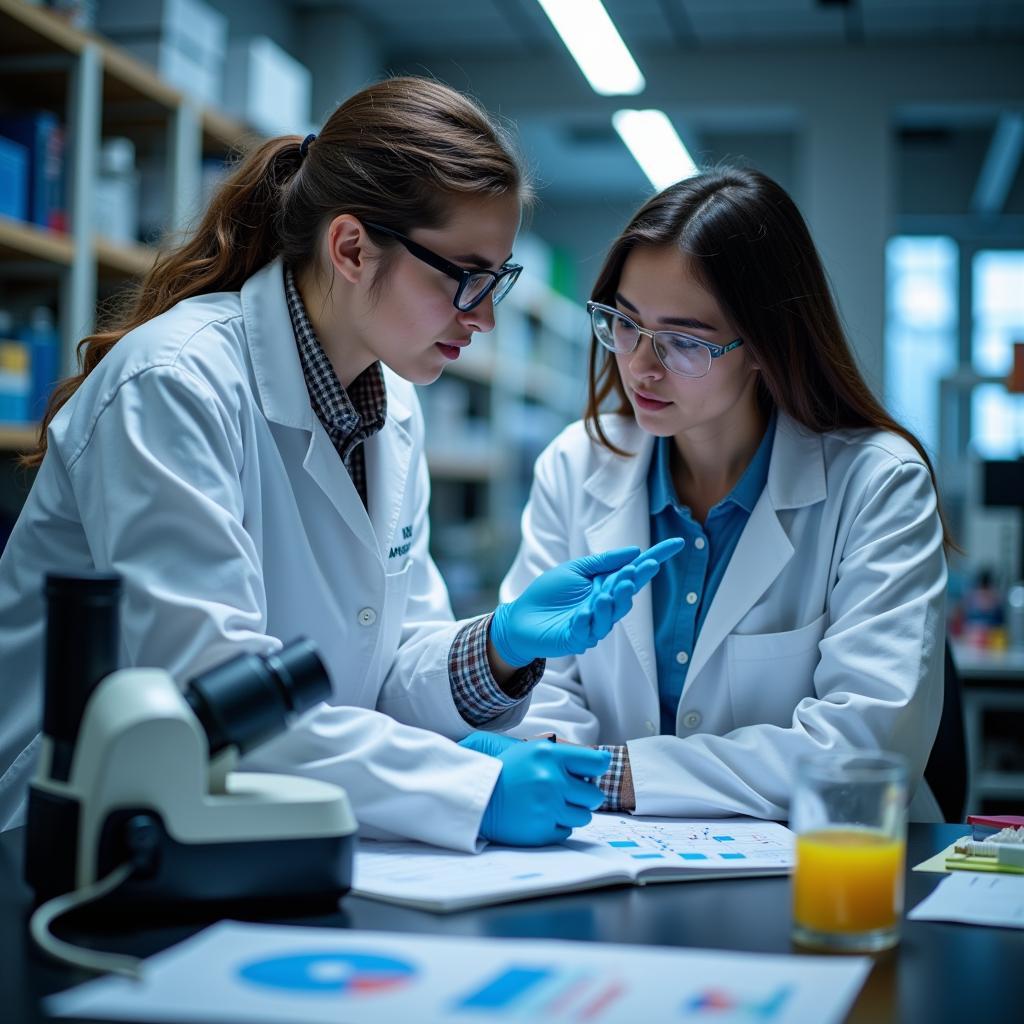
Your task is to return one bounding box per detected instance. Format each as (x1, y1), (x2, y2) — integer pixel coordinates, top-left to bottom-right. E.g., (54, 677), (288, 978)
(951, 640), (1024, 681)
(0, 221), (157, 279)
(0, 216), (74, 266)
(0, 0), (261, 146)
(98, 39), (180, 112)
(445, 350), (496, 386)
(427, 448), (502, 481)
(0, 424), (38, 452)
(95, 236), (158, 279)
(0, 0), (84, 58)
(976, 771), (1024, 796)
(202, 108), (259, 155)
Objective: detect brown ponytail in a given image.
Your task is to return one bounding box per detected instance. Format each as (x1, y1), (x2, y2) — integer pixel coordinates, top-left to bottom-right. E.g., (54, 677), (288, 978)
(25, 76), (529, 467)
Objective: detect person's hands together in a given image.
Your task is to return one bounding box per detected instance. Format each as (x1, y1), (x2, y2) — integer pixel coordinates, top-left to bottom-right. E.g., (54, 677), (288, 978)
(478, 741), (611, 846)
(490, 538), (684, 667)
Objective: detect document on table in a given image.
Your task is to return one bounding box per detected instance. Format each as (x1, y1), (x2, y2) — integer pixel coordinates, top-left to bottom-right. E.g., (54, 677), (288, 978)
(47, 920), (872, 1024)
(353, 815), (795, 911)
(909, 871), (1024, 928)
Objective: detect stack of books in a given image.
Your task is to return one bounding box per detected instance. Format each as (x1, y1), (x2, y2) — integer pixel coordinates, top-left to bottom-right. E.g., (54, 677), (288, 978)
(946, 815), (1024, 874)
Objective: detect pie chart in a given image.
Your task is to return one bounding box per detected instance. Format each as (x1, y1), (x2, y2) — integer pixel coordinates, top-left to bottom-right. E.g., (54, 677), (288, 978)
(238, 950), (416, 995)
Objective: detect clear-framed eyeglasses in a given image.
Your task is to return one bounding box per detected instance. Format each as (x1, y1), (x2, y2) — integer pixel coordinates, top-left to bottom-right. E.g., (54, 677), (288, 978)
(587, 301), (744, 379)
(364, 221), (522, 313)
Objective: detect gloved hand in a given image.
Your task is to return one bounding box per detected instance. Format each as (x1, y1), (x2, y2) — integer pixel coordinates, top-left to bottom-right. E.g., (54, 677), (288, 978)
(458, 731), (523, 758)
(490, 538), (684, 667)
(479, 741), (612, 846)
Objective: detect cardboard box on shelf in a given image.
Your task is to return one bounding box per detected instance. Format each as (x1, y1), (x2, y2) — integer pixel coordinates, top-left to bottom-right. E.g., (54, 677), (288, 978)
(97, 0), (227, 61)
(98, 0), (226, 106)
(224, 36), (311, 137)
(119, 38), (221, 108)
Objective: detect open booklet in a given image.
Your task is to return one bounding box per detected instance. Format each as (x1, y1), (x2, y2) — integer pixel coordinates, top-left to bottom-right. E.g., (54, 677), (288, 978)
(353, 815), (795, 912)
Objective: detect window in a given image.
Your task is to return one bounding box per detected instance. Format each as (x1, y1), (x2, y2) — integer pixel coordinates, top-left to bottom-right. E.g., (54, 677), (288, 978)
(972, 250), (1024, 459)
(884, 236), (958, 454)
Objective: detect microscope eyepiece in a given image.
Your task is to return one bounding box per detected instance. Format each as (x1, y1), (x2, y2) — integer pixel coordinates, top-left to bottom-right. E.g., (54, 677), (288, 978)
(184, 639), (331, 758)
(43, 573), (123, 781)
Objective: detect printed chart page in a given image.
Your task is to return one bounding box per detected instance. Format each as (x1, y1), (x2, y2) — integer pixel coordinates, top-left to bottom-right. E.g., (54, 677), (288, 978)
(47, 921), (872, 1024)
(571, 816), (795, 878)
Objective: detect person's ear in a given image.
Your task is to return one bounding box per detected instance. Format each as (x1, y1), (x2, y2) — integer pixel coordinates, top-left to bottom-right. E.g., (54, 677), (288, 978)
(325, 214), (375, 286)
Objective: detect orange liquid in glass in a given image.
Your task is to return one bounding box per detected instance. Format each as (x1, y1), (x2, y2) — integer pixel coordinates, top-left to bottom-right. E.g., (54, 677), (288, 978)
(793, 827), (905, 933)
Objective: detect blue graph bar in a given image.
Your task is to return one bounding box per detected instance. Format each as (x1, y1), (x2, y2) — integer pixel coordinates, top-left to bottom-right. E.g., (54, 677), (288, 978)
(608, 840), (639, 848)
(679, 853), (707, 860)
(457, 967), (554, 1009)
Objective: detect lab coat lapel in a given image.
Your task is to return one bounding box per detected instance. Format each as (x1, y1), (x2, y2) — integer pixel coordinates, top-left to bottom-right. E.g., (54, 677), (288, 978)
(302, 427), (379, 556)
(240, 257), (379, 558)
(685, 413), (826, 686)
(364, 377), (414, 560)
(583, 420), (659, 696)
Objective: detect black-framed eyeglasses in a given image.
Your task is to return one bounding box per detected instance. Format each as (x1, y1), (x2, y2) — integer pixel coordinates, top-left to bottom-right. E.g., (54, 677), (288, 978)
(364, 221), (523, 313)
(587, 301), (744, 380)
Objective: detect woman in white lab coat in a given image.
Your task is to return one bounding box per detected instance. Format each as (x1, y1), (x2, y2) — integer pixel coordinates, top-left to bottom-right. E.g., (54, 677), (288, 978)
(502, 166), (950, 822)
(0, 78), (680, 851)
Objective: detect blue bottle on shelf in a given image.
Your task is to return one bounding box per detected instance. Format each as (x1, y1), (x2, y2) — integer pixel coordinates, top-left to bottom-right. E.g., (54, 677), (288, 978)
(19, 306), (60, 423)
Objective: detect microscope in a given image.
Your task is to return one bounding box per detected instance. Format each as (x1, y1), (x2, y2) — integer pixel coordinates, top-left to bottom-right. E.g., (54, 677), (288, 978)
(25, 573), (357, 912)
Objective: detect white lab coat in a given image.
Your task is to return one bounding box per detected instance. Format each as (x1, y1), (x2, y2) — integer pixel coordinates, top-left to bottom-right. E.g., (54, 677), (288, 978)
(501, 413), (947, 822)
(0, 258), (521, 850)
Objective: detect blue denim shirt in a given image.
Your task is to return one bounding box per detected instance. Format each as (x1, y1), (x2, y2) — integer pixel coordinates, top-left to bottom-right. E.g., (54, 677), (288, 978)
(649, 413), (777, 734)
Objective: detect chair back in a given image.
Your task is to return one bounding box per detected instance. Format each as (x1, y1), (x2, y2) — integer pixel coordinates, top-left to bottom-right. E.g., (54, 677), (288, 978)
(923, 641), (967, 823)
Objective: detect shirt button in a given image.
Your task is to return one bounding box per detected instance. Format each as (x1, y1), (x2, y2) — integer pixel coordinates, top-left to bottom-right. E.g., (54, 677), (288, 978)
(683, 711), (702, 730)
(676, 650), (689, 665)
(644, 720), (656, 734)
(694, 537), (706, 550)
(357, 607), (377, 626)
(686, 592), (698, 605)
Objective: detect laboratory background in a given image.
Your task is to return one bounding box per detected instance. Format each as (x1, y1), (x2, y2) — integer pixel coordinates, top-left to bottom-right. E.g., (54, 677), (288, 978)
(0, 0), (1022, 818)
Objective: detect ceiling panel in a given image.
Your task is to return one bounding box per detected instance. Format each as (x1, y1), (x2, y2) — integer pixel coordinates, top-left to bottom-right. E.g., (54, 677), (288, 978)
(676, 0), (845, 46)
(861, 0), (1024, 39)
(295, 0), (541, 53)
(294, 0), (1024, 54)
(286, 1), (1023, 217)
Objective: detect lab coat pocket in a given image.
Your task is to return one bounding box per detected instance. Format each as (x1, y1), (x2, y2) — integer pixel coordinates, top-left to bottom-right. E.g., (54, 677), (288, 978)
(726, 612), (828, 728)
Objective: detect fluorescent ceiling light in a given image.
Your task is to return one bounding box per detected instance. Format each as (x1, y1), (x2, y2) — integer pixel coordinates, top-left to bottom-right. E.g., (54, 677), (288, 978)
(612, 109), (698, 191)
(536, 0), (645, 96)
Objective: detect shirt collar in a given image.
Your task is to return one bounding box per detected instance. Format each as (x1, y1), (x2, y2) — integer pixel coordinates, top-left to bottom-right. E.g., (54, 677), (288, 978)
(648, 409), (778, 516)
(648, 434), (678, 515)
(283, 265), (387, 444)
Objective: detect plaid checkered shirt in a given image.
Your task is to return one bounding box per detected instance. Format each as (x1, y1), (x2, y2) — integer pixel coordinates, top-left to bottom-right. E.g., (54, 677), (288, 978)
(595, 745), (629, 811)
(284, 266), (542, 724)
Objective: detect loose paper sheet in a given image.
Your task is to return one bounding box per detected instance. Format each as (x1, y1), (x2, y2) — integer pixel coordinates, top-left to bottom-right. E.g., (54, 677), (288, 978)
(908, 870), (1024, 928)
(48, 921), (871, 1024)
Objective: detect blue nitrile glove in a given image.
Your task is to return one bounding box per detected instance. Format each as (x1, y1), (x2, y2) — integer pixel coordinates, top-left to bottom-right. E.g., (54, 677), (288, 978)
(478, 741), (612, 846)
(490, 538), (685, 667)
(458, 731), (523, 757)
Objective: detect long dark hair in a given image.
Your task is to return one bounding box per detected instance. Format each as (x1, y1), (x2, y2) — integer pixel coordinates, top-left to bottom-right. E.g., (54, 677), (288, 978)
(584, 166), (955, 549)
(26, 76), (530, 466)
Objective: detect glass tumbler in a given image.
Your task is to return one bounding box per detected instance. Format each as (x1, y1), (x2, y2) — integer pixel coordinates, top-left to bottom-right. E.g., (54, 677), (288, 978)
(791, 751), (908, 952)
